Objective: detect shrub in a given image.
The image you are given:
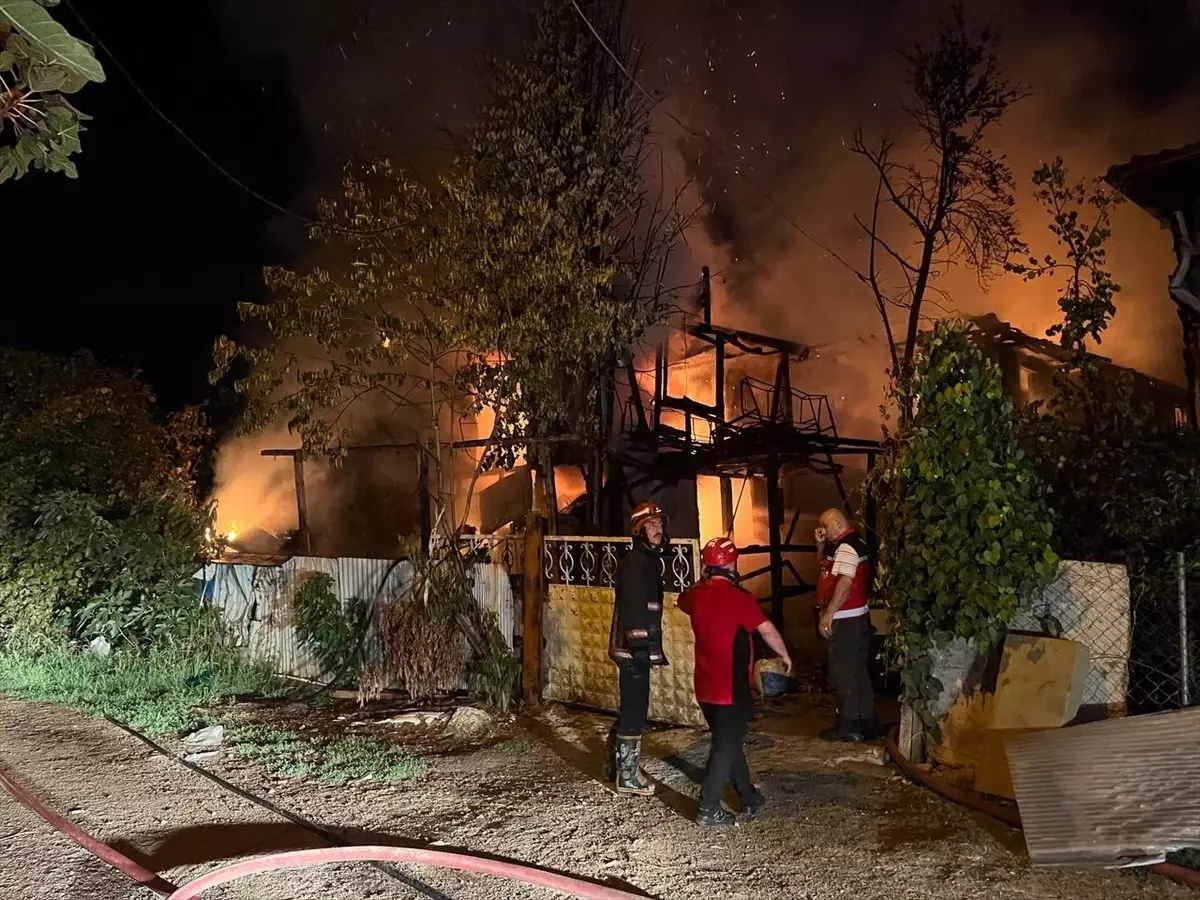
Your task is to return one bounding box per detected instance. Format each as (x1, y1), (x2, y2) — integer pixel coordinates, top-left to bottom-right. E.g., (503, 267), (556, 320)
(0, 350), (212, 646)
(870, 320), (1058, 732)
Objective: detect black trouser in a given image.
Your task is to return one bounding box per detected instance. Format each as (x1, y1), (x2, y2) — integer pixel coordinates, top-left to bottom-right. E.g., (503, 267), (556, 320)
(699, 701), (754, 808)
(615, 654), (651, 736)
(828, 613), (875, 725)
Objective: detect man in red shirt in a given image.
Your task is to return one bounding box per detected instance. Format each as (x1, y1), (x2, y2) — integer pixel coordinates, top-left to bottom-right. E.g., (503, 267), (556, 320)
(678, 536), (792, 826)
(815, 508), (879, 742)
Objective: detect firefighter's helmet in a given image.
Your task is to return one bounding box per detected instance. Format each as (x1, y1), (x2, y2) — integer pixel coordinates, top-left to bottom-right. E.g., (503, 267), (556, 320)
(701, 536), (738, 569)
(630, 501), (667, 535)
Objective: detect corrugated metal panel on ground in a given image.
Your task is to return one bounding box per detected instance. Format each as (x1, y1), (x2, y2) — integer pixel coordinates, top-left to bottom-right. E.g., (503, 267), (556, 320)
(1006, 707), (1200, 868)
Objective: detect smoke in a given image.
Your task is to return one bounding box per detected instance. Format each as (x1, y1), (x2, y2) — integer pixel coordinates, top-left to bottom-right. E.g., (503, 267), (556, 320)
(212, 0), (1200, 543)
(628, 0), (1200, 439)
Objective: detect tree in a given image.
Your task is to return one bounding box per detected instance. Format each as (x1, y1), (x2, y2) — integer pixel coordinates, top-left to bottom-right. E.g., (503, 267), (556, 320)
(442, 0), (688, 526)
(852, 6), (1025, 398)
(0, 350), (213, 646)
(0, 0), (105, 181)
(1015, 160), (1200, 565)
(214, 0), (688, 531)
(870, 320), (1058, 731)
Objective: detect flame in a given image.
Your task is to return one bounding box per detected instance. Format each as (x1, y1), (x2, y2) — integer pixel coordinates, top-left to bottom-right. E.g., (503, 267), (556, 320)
(553, 467), (588, 510)
(226, 521), (239, 543)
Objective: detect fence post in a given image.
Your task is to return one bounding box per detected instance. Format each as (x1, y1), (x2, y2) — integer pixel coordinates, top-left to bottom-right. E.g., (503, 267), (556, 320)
(522, 514), (546, 708)
(1180, 551), (1191, 707)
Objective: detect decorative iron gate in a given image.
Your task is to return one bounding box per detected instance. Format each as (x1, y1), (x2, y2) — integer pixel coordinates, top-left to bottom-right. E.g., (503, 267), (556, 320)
(540, 536), (704, 726)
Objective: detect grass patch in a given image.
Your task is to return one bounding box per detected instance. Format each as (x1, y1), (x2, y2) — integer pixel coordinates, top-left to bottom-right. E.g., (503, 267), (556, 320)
(233, 725), (427, 785)
(499, 738), (534, 755)
(1169, 849), (1200, 871)
(0, 643), (288, 734)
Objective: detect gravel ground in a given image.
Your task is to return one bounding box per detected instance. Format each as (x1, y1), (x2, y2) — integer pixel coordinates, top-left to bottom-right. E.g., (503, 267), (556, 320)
(0, 698), (1190, 900)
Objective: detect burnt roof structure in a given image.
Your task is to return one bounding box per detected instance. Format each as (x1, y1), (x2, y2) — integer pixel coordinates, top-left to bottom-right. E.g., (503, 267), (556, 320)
(611, 267), (879, 623)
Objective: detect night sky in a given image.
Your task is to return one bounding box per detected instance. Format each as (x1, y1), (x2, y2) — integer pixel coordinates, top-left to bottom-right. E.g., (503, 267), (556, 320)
(8, 0), (1200, 426)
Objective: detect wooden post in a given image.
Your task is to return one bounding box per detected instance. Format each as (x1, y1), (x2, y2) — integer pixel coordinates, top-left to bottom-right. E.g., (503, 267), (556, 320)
(293, 453), (312, 555)
(766, 458), (784, 624)
(720, 475), (734, 536)
(522, 513), (546, 707)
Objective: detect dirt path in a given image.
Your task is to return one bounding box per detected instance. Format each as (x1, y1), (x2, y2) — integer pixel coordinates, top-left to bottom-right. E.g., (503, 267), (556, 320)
(0, 699), (1188, 900)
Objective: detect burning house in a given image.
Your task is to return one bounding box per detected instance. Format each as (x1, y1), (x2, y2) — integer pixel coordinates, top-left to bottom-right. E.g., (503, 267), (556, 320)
(971, 312), (1189, 427)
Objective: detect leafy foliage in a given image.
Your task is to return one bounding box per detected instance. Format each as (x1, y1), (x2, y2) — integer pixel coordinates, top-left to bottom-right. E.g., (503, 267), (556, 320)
(442, 0), (685, 458)
(0, 1), (105, 181)
(852, 5), (1026, 386)
(870, 320), (1058, 731)
(294, 572), (368, 684)
(357, 547), (518, 710)
(0, 350), (213, 645)
(464, 607), (520, 713)
(213, 0), (686, 513)
(1014, 161), (1200, 566)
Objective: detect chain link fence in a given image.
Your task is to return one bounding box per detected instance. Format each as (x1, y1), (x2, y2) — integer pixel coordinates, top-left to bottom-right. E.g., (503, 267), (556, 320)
(1012, 558), (1198, 716)
(1127, 554), (1198, 714)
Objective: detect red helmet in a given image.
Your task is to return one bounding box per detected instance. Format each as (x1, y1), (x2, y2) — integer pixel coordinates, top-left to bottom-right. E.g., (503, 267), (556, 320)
(630, 501), (667, 535)
(701, 536), (738, 569)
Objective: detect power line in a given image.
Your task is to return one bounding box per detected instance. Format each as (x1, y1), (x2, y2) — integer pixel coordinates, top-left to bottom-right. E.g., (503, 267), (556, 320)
(61, 0), (419, 237)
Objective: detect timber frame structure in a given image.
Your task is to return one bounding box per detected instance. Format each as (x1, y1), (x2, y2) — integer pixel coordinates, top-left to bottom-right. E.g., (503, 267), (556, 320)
(612, 267), (880, 623)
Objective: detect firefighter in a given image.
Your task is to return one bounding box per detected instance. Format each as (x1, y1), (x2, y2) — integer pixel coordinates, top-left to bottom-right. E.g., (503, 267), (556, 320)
(815, 508), (879, 742)
(678, 536), (792, 826)
(604, 501), (670, 795)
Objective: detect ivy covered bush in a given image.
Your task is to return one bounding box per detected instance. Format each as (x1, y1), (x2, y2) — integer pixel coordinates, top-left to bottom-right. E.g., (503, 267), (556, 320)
(871, 320), (1059, 730)
(0, 350), (213, 646)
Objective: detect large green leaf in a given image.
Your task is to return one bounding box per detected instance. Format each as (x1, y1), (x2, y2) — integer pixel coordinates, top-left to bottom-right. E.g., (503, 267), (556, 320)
(0, 1), (104, 83)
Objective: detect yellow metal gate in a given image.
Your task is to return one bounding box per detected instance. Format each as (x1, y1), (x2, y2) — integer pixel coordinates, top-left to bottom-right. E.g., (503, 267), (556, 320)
(541, 536), (704, 727)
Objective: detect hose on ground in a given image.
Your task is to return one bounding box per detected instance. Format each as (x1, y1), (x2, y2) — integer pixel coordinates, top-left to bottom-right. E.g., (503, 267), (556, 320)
(0, 765), (179, 895)
(883, 726), (1200, 891)
(166, 846), (647, 900)
(0, 763), (649, 899)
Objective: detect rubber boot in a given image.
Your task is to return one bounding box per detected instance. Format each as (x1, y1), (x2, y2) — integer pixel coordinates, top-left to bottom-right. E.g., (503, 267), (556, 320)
(615, 735), (655, 796)
(739, 787), (766, 821)
(859, 715), (882, 741)
(696, 803), (736, 827)
(602, 724), (617, 782)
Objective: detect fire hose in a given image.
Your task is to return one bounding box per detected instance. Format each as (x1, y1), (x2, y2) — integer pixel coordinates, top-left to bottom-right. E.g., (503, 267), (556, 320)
(883, 726), (1200, 891)
(0, 737), (648, 900)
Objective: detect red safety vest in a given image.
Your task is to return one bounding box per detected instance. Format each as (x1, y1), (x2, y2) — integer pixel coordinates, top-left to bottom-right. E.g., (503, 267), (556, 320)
(817, 530), (870, 618)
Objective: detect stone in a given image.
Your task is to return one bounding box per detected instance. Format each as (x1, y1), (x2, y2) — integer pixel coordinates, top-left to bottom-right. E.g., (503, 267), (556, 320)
(445, 706), (493, 737)
(990, 634), (1090, 730)
(183, 750), (223, 764)
(182, 724), (225, 752)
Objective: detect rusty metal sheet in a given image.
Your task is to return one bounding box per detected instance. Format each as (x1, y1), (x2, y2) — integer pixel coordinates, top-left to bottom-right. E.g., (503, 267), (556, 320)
(1006, 707), (1200, 868)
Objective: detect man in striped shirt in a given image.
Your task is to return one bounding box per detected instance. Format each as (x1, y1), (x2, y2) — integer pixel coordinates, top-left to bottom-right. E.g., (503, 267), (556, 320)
(815, 508), (879, 743)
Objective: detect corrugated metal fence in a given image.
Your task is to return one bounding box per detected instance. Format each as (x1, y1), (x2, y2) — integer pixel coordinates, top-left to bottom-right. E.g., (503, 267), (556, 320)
(195, 553), (518, 681)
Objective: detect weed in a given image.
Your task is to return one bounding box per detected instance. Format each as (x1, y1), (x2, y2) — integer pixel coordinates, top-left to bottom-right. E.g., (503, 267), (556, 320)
(0, 643), (288, 734)
(499, 738), (533, 755)
(232, 725), (427, 785)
